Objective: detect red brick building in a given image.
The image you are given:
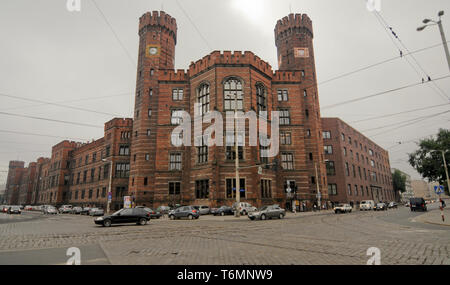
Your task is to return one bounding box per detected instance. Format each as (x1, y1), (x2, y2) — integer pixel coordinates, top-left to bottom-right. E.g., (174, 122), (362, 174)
(321, 118), (395, 207)
(129, 11), (328, 209)
(4, 161), (25, 205)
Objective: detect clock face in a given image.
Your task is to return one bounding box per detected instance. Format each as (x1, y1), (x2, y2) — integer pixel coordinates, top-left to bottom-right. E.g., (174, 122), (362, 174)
(149, 47), (158, 55)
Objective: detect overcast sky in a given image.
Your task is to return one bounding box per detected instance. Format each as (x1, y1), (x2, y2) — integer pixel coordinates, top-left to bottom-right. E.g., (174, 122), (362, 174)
(0, 0), (449, 185)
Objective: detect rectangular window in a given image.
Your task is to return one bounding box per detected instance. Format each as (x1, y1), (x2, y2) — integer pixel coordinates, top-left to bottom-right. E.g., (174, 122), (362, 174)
(197, 137), (208, 163)
(277, 89), (288, 101)
(354, 185), (358, 196)
(323, 131), (331, 139)
(260, 145), (269, 165)
(344, 147), (347, 156)
(169, 153), (182, 171)
(195, 180), (209, 199)
(115, 163), (130, 178)
(261, 179), (272, 198)
(148, 109), (152, 117)
(81, 190), (85, 199)
(88, 189), (93, 199)
(326, 161), (336, 176)
(324, 145), (333, 154)
(169, 182), (181, 195)
(119, 145), (130, 156)
(172, 88), (183, 101)
(145, 154), (150, 161)
(279, 109), (291, 125)
(226, 178), (246, 199)
(328, 184), (337, 196)
(345, 162), (350, 176)
(281, 152), (294, 170)
(171, 109), (184, 125)
(92, 153), (97, 162)
(347, 184), (351, 196)
(103, 164), (109, 179)
(280, 132), (292, 145)
(102, 187), (106, 198)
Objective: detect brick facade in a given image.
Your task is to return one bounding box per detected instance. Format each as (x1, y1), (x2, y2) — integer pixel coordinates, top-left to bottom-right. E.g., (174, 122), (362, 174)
(321, 118), (395, 207)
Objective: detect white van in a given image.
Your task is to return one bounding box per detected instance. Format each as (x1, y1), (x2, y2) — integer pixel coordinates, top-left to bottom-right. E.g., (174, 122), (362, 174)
(360, 200), (375, 211)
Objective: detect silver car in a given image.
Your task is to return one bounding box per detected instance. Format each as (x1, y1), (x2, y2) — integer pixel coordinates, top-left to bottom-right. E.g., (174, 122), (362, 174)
(89, 208), (104, 216)
(248, 205), (286, 220)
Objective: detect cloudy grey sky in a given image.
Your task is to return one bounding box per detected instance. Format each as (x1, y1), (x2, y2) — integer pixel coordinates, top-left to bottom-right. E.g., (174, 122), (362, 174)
(0, 0), (449, 185)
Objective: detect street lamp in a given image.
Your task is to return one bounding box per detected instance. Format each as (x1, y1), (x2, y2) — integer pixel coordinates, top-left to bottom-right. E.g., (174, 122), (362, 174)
(417, 11), (450, 71)
(102, 158), (113, 214)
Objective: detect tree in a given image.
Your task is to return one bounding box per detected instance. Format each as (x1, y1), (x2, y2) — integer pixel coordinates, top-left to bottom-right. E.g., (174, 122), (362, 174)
(408, 128), (450, 195)
(392, 169), (406, 193)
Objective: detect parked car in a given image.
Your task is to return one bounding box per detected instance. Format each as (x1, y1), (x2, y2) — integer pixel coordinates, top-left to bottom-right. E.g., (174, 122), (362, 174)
(388, 202), (398, 209)
(58, 205), (73, 214)
(211, 206), (234, 216)
(410, 197), (427, 212)
(193, 205), (210, 215)
(232, 202), (257, 215)
(248, 205), (286, 220)
(89, 208), (105, 216)
(80, 207), (91, 215)
(138, 207), (162, 219)
(168, 206), (200, 220)
(1, 205), (9, 213)
(334, 204), (352, 214)
(7, 206), (21, 214)
(359, 200), (375, 211)
(156, 206), (171, 214)
(24, 205), (33, 211)
(375, 203), (387, 211)
(94, 208), (151, 227)
(72, 206), (83, 214)
(43, 206), (58, 215)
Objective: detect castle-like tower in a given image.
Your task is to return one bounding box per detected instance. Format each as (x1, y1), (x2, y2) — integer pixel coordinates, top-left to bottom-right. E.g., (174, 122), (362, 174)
(275, 14), (328, 203)
(129, 11), (179, 205)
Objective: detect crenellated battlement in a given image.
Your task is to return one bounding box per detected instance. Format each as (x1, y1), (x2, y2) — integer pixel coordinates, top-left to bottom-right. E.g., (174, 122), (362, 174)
(159, 69), (189, 82)
(274, 13), (313, 41)
(139, 11), (177, 41)
(105, 118), (133, 131)
(272, 71), (303, 82)
(188, 51), (273, 77)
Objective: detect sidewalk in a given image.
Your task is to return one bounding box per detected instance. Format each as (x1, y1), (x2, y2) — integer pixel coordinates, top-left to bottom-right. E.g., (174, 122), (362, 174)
(413, 208), (450, 227)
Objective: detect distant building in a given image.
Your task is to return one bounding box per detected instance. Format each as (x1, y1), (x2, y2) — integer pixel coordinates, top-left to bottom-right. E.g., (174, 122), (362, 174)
(321, 118), (396, 208)
(392, 168), (413, 202)
(411, 180), (437, 200)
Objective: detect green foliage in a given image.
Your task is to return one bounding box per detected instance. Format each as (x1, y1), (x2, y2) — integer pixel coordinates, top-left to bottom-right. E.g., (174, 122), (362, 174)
(408, 129), (450, 195)
(392, 169), (406, 193)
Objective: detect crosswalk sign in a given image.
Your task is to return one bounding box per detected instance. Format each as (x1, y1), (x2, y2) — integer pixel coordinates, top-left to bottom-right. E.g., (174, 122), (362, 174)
(434, 185), (444, 194)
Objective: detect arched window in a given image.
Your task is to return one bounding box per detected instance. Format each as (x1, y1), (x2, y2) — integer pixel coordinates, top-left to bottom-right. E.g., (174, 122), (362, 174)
(198, 83), (210, 116)
(256, 83), (267, 113)
(224, 77), (243, 111)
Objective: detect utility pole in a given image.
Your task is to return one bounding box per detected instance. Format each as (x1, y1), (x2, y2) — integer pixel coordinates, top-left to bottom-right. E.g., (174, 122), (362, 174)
(418, 11), (450, 72)
(102, 158), (113, 214)
(315, 162), (321, 210)
(234, 94), (241, 217)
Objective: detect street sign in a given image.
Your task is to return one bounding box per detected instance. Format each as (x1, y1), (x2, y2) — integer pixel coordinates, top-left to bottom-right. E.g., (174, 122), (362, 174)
(107, 192), (112, 201)
(434, 185), (444, 194)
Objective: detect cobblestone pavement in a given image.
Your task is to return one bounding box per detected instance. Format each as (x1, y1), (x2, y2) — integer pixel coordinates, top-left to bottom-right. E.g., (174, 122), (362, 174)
(0, 207), (449, 265)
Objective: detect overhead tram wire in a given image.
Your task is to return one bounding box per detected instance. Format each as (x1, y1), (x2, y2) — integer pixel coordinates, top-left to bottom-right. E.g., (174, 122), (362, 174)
(91, 0), (137, 68)
(0, 92), (123, 117)
(348, 102), (450, 124)
(321, 74), (450, 110)
(372, 10), (449, 102)
(0, 112), (103, 129)
(0, 129), (89, 141)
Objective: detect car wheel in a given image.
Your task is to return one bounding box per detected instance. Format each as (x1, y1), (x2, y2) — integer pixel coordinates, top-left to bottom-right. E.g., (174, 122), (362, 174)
(138, 218), (147, 226)
(169, 215), (175, 220)
(279, 213), (284, 219)
(349, 210), (352, 213)
(242, 210), (247, 216)
(335, 210), (338, 214)
(249, 217), (255, 220)
(103, 219), (111, 227)
(188, 214), (193, 220)
(260, 214), (266, 220)
(220, 212), (225, 216)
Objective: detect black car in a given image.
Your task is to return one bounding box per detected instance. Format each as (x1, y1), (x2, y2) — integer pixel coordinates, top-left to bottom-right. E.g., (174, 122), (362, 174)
(410, 197), (427, 212)
(8, 206), (21, 214)
(94, 208), (151, 227)
(211, 206), (234, 216)
(168, 206), (200, 220)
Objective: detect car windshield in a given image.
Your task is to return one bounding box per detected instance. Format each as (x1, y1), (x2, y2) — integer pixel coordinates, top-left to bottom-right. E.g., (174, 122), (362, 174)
(112, 209), (124, 216)
(258, 206), (268, 211)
